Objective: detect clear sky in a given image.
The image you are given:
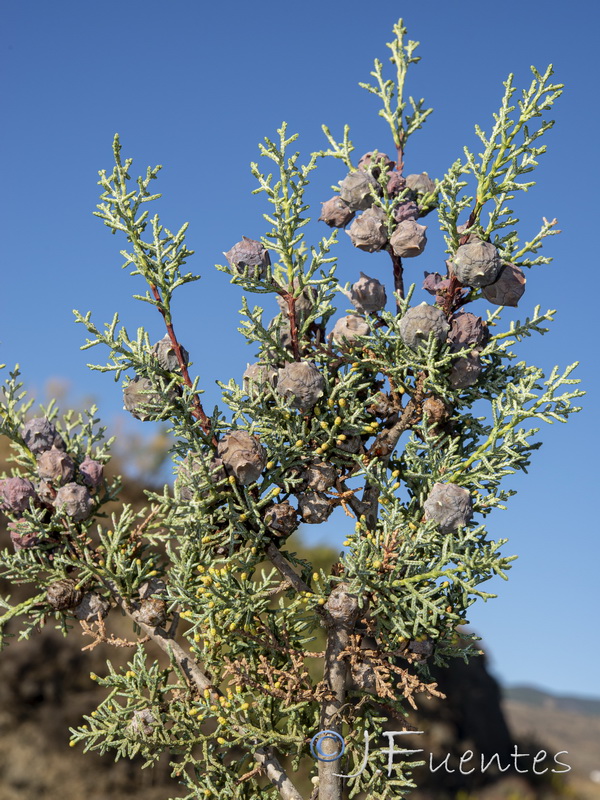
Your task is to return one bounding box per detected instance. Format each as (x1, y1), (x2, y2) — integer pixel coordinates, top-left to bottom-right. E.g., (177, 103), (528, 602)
(2, 0), (599, 698)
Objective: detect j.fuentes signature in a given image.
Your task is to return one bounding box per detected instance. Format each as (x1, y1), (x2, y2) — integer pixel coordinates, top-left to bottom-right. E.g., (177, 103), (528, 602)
(310, 730), (571, 778)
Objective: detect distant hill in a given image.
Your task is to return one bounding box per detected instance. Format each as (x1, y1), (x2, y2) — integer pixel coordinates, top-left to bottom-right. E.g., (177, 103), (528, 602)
(504, 684), (600, 717)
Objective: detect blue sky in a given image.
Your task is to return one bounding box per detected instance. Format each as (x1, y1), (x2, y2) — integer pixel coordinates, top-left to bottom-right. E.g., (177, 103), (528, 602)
(3, 1), (599, 698)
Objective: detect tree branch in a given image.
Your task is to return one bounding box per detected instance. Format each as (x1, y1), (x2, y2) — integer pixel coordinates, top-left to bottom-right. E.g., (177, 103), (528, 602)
(102, 576), (304, 800)
(319, 585), (360, 800)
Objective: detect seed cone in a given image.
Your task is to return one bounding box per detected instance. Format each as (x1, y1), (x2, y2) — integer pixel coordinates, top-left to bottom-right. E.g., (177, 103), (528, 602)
(452, 241), (502, 288)
(482, 262), (526, 307)
(22, 417), (65, 455)
(339, 170), (377, 211)
(332, 315), (370, 347)
(424, 482), (473, 533)
(346, 272), (387, 314)
(217, 431), (266, 486)
(346, 207), (388, 252)
(399, 303), (450, 350)
(224, 236), (270, 281)
(389, 220), (427, 258)
(319, 196), (355, 228)
(53, 483), (93, 522)
(277, 361), (325, 412)
(47, 579), (83, 611)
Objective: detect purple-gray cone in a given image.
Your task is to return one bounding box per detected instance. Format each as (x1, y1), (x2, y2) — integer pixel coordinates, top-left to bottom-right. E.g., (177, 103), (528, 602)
(424, 482), (473, 534)
(449, 352), (483, 390)
(389, 220), (427, 258)
(75, 592), (110, 622)
(36, 447), (75, 485)
(8, 519), (39, 551)
(1, 477), (38, 513)
(276, 361), (325, 411)
(46, 579), (83, 610)
(393, 200), (419, 224)
(357, 151), (395, 176)
(22, 417), (66, 455)
(123, 376), (167, 421)
(452, 241), (502, 288)
(332, 315), (370, 347)
(306, 461), (336, 492)
(224, 236), (271, 281)
(152, 334), (189, 371)
(405, 172), (436, 196)
(275, 279), (317, 318)
(346, 207), (388, 252)
(399, 304), (450, 350)
(482, 262), (526, 307)
(447, 312), (489, 352)
(347, 272), (387, 314)
(53, 483), (93, 522)
(243, 362), (279, 399)
(319, 196), (355, 228)
(265, 501), (299, 537)
(298, 492), (333, 524)
(136, 597), (167, 627)
(217, 431), (266, 486)
(79, 457), (104, 489)
(339, 170), (378, 212)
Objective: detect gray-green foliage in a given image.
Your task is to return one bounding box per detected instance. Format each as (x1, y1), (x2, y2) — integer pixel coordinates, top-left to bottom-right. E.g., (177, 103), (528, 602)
(0, 18), (583, 800)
